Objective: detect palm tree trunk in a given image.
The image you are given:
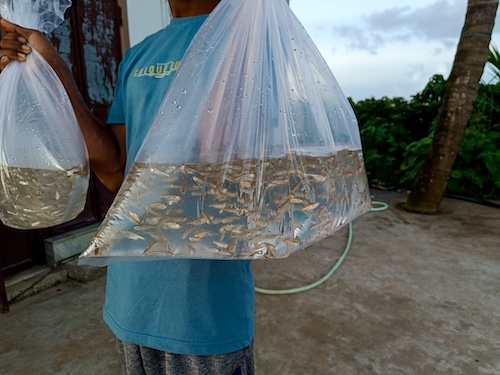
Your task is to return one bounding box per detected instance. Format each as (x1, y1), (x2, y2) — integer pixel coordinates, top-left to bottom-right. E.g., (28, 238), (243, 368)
(404, 0), (499, 214)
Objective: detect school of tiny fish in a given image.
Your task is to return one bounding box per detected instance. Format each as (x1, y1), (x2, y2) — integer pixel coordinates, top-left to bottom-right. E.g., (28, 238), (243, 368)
(0, 164), (89, 229)
(83, 150), (371, 260)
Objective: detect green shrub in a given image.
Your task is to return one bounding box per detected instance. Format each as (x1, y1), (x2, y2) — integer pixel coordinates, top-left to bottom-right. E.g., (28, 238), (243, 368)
(353, 75), (500, 200)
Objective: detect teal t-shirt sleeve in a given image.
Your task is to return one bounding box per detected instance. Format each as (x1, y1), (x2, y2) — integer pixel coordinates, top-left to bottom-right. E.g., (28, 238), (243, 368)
(107, 60), (126, 125)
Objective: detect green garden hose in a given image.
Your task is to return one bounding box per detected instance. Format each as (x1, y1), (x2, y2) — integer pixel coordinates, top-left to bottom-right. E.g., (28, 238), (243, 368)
(255, 201), (388, 295)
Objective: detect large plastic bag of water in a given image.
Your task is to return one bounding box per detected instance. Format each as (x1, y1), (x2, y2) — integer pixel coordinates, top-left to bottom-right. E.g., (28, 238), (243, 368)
(0, 0), (89, 230)
(80, 0), (371, 265)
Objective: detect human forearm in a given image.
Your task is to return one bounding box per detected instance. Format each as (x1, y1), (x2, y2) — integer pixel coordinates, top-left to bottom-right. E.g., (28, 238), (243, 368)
(48, 55), (126, 191)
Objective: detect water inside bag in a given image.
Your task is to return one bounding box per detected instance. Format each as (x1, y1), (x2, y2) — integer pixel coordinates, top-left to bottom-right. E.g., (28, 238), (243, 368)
(0, 164), (89, 229)
(83, 150), (370, 260)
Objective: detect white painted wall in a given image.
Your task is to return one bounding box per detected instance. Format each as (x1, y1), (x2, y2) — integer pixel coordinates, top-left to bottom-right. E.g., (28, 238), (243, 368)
(124, 0), (289, 47)
(126, 0), (171, 47)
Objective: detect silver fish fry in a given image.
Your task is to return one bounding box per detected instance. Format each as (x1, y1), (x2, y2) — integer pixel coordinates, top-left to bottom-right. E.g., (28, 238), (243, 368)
(83, 150), (371, 260)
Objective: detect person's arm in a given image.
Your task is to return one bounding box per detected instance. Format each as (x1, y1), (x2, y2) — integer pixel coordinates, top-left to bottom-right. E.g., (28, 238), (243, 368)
(0, 19), (126, 192)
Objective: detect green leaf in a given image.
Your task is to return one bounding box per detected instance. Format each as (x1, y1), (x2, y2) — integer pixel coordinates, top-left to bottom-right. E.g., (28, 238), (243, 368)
(484, 158), (498, 175)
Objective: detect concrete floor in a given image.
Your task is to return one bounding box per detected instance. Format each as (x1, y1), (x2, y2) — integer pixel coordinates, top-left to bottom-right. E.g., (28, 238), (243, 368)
(0, 190), (499, 375)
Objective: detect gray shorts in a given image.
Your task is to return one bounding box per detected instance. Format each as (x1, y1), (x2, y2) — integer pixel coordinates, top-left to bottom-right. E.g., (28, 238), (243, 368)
(116, 339), (255, 375)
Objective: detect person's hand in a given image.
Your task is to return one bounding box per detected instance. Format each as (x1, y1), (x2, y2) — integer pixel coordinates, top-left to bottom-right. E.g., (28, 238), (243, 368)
(0, 19), (58, 71)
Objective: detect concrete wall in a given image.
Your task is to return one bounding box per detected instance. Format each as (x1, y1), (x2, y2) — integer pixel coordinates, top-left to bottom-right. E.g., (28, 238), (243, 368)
(123, 0), (290, 47)
(124, 0), (171, 47)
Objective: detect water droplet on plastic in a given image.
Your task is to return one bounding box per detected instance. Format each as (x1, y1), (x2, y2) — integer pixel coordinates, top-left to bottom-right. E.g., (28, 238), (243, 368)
(177, 105), (182, 110)
(182, 89), (187, 94)
(208, 108), (214, 113)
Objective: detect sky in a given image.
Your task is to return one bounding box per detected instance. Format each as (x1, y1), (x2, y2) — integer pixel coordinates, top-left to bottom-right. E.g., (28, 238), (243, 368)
(289, 0), (500, 101)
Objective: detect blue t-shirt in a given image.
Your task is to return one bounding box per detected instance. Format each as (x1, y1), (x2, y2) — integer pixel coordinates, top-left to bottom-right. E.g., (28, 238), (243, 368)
(104, 15), (255, 355)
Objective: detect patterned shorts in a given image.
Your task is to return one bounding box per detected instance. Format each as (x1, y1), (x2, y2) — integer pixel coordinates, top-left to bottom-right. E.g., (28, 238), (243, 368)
(116, 339), (255, 375)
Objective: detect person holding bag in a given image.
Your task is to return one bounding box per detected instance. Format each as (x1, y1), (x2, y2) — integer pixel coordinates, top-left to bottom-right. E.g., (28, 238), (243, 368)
(78, 0), (371, 264)
(0, 0), (255, 374)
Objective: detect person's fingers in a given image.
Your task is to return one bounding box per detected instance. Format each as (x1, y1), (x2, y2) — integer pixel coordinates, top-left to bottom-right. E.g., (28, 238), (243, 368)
(0, 33), (32, 54)
(0, 32), (24, 44)
(0, 55), (10, 71)
(1, 19), (56, 60)
(0, 18), (16, 33)
(0, 30), (32, 70)
(0, 49), (26, 62)
(0, 19), (30, 39)
(1, 19), (38, 46)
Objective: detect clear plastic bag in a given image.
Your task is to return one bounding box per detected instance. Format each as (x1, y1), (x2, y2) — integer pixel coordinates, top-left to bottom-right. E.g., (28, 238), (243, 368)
(80, 0), (371, 265)
(0, 0), (71, 34)
(0, 0), (89, 230)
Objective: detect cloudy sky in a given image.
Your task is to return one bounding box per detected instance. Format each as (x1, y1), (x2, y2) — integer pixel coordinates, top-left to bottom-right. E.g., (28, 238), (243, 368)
(289, 0), (500, 101)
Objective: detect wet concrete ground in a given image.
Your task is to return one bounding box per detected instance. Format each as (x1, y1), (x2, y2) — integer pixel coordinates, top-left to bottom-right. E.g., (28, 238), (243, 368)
(1, 190), (499, 374)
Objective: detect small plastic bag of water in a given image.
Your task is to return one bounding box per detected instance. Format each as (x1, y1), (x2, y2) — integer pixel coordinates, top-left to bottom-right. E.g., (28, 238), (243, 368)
(80, 0), (371, 265)
(0, 0), (89, 230)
